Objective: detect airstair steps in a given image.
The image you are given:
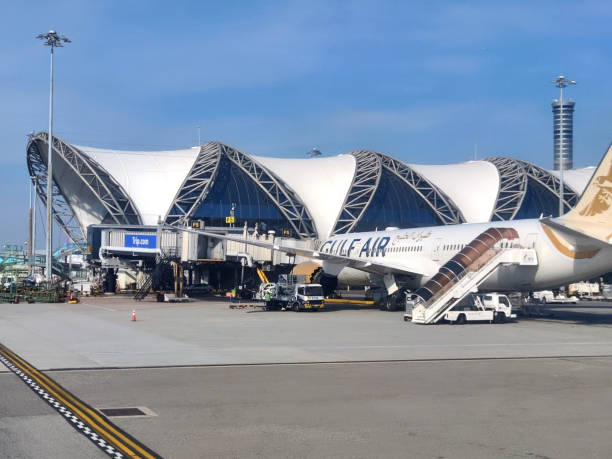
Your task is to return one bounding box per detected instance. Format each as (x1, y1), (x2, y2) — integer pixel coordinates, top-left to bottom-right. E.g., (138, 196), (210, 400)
(410, 227), (537, 324)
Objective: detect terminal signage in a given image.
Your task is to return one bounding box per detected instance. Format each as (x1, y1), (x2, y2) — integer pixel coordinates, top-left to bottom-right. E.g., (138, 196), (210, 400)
(125, 234), (157, 249)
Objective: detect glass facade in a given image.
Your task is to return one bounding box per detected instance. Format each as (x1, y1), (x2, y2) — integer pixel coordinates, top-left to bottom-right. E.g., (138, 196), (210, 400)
(513, 177), (570, 220)
(191, 156), (294, 235)
(352, 168), (441, 232)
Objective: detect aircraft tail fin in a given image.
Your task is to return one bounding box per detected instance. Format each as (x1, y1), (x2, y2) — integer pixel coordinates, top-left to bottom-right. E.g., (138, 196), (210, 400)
(558, 142), (612, 244)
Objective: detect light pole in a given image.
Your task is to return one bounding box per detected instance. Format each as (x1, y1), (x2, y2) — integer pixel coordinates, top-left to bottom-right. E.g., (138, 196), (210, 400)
(552, 75), (576, 217)
(37, 30), (70, 282)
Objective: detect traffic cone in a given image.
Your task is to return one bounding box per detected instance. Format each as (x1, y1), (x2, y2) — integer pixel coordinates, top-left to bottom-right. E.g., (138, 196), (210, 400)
(132, 309), (137, 321)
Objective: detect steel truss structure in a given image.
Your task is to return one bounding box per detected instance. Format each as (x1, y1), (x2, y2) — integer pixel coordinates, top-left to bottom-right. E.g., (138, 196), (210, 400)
(517, 159), (578, 210)
(165, 142), (222, 226)
(27, 132), (142, 250)
(165, 142), (317, 239)
(331, 151), (464, 235)
(331, 150), (382, 235)
(485, 156), (578, 219)
(485, 157), (528, 221)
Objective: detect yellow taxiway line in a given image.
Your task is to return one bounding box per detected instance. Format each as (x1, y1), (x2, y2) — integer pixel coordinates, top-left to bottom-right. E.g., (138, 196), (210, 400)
(0, 342), (161, 458)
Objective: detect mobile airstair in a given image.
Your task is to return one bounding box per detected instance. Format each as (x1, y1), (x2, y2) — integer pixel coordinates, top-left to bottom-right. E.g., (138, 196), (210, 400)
(133, 274), (153, 301)
(409, 228), (537, 324)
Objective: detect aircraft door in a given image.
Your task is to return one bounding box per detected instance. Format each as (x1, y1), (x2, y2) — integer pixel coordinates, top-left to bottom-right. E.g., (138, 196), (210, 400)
(431, 238), (443, 261)
(523, 233), (538, 249)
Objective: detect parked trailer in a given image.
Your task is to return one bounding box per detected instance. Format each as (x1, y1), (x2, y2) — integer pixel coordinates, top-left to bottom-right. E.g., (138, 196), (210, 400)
(568, 282), (600, 299)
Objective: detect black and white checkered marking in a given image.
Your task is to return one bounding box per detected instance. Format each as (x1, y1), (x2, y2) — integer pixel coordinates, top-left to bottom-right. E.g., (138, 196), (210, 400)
(0, 354), (125, 458)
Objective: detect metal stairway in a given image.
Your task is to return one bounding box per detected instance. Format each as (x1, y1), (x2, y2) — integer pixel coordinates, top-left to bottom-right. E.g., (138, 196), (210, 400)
(133, 274), (153, 301)
(410, 228), (537, 324)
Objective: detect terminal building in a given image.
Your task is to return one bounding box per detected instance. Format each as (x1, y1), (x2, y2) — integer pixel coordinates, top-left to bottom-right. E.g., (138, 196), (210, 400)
(26, 131), (596, 290)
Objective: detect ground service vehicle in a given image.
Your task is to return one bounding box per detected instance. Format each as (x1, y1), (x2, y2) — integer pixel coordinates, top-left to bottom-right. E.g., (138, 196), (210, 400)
(405, 293), (515, 324)
(258, 276), (325, 311)
(444, 294), (515, 324)
(532, 290), (578, 304)
(568, 282), (600, 298)
(603, 284), (612, 300)
(480, 293), (517, 321)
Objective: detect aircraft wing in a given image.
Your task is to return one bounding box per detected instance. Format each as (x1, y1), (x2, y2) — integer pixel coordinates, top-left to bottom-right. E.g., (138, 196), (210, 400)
(177, 226), (428, 278)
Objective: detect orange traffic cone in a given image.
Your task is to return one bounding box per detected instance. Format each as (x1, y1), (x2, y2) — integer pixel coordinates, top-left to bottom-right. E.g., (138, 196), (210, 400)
(132, 309), (137, 321)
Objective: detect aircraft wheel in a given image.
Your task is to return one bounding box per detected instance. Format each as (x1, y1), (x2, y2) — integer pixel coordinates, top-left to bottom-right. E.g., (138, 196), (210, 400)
(292, 302), (300, 312)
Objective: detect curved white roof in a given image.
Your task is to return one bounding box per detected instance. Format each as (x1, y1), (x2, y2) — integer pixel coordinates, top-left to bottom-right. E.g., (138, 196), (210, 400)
(76, 145), (199, 225)
(547, 167), (596, 195)
(254, 154), (356, 238)
(38, 136), (597, 240)
(409, 161), (500, 223)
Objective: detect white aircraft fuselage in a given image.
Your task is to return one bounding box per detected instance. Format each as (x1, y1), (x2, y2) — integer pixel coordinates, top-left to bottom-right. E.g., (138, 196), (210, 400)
(319, 218), (612, 292)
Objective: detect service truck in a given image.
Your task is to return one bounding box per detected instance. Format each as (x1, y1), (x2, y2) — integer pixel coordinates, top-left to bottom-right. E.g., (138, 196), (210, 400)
(444, 293), (516, 324)
(257, 275), (325, 311)
(532, 290), (578, 304)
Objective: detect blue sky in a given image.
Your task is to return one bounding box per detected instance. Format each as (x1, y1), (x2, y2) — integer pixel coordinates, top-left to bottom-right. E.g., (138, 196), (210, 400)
(2, 0), (612, 244)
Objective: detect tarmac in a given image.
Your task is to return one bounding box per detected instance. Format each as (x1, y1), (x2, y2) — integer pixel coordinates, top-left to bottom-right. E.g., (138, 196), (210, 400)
(2, 295), (612, 458)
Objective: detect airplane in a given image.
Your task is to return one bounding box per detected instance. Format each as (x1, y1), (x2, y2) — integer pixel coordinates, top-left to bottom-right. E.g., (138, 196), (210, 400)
(182, 142), (612, 310)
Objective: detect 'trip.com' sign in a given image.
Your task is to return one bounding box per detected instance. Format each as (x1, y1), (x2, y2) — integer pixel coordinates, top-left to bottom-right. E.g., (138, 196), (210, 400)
(124, 234), (157, 249)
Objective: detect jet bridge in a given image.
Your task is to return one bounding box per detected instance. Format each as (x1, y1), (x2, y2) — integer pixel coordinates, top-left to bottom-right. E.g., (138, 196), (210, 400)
(409, 228), (537, 324)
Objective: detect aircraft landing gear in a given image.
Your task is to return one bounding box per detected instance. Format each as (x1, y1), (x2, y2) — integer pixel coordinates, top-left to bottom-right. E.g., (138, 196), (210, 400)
(380, 290), (406, 311)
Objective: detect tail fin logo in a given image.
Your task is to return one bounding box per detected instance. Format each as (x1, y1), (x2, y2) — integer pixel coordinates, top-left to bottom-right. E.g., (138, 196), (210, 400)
(560, 142), (612, 244)
(578, 162), (612, 217)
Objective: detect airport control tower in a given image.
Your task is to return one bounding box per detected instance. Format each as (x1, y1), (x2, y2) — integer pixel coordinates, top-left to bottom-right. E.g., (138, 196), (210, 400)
(552, 76), (576, 171)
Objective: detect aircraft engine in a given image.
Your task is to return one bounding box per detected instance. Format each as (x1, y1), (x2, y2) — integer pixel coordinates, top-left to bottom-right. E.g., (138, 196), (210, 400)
(292, 261), (378, 296)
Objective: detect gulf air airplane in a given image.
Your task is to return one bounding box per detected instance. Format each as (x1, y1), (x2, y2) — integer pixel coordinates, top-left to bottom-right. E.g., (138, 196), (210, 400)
(188, 143), (612, 306)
